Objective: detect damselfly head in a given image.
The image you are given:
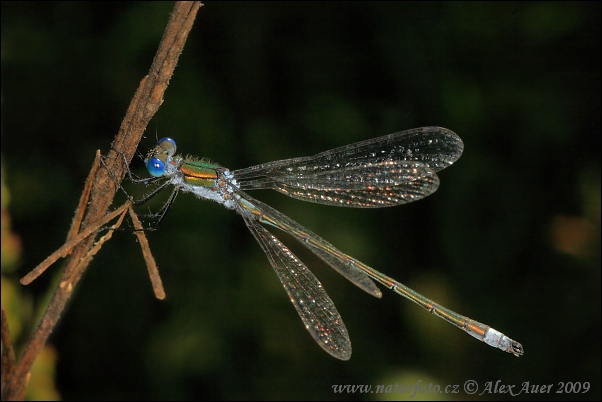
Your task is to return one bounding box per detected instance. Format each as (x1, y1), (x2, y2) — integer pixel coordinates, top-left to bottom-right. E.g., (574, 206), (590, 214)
(145, 138), (177, 177)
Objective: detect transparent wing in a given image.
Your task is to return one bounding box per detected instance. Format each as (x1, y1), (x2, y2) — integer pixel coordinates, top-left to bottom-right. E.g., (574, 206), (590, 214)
(232, 127), (462, 208)
(240, 160), (439, 207)
(239, 207), (352, 360)
(234, 190), (382, 298)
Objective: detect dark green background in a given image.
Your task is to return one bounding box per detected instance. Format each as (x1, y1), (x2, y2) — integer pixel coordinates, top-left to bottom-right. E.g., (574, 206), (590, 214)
(2, 2), (600, 400)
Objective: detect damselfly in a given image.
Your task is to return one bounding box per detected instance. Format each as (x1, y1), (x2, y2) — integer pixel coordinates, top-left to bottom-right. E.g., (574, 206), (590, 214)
(135, 126), (523, 360)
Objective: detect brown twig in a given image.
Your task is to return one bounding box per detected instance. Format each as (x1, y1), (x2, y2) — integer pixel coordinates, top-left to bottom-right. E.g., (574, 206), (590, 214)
(2, 2), (203, 400)
(129, 207), (166, 300)
(67, 150), (102, 242)
(60, 202), (131, 293)
(19, 202), (132, 286)
(1, 309), (21, 399)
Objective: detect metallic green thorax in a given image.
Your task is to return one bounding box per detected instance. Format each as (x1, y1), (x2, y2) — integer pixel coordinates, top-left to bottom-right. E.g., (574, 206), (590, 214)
(180, 159), (221, 188)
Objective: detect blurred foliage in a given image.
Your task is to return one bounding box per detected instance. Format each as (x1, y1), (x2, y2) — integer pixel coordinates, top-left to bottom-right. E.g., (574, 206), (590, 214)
(1, 2), (600, 401)
(2, 168), (60, 400)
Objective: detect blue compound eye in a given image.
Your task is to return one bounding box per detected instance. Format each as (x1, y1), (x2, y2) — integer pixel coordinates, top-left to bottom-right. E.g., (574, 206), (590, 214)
(158, 137), (177, 156)
(147, 157), (166, 177)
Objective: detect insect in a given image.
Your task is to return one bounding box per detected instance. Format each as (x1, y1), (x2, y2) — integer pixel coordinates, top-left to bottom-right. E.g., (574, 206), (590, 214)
(138, 126), (523, 360)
